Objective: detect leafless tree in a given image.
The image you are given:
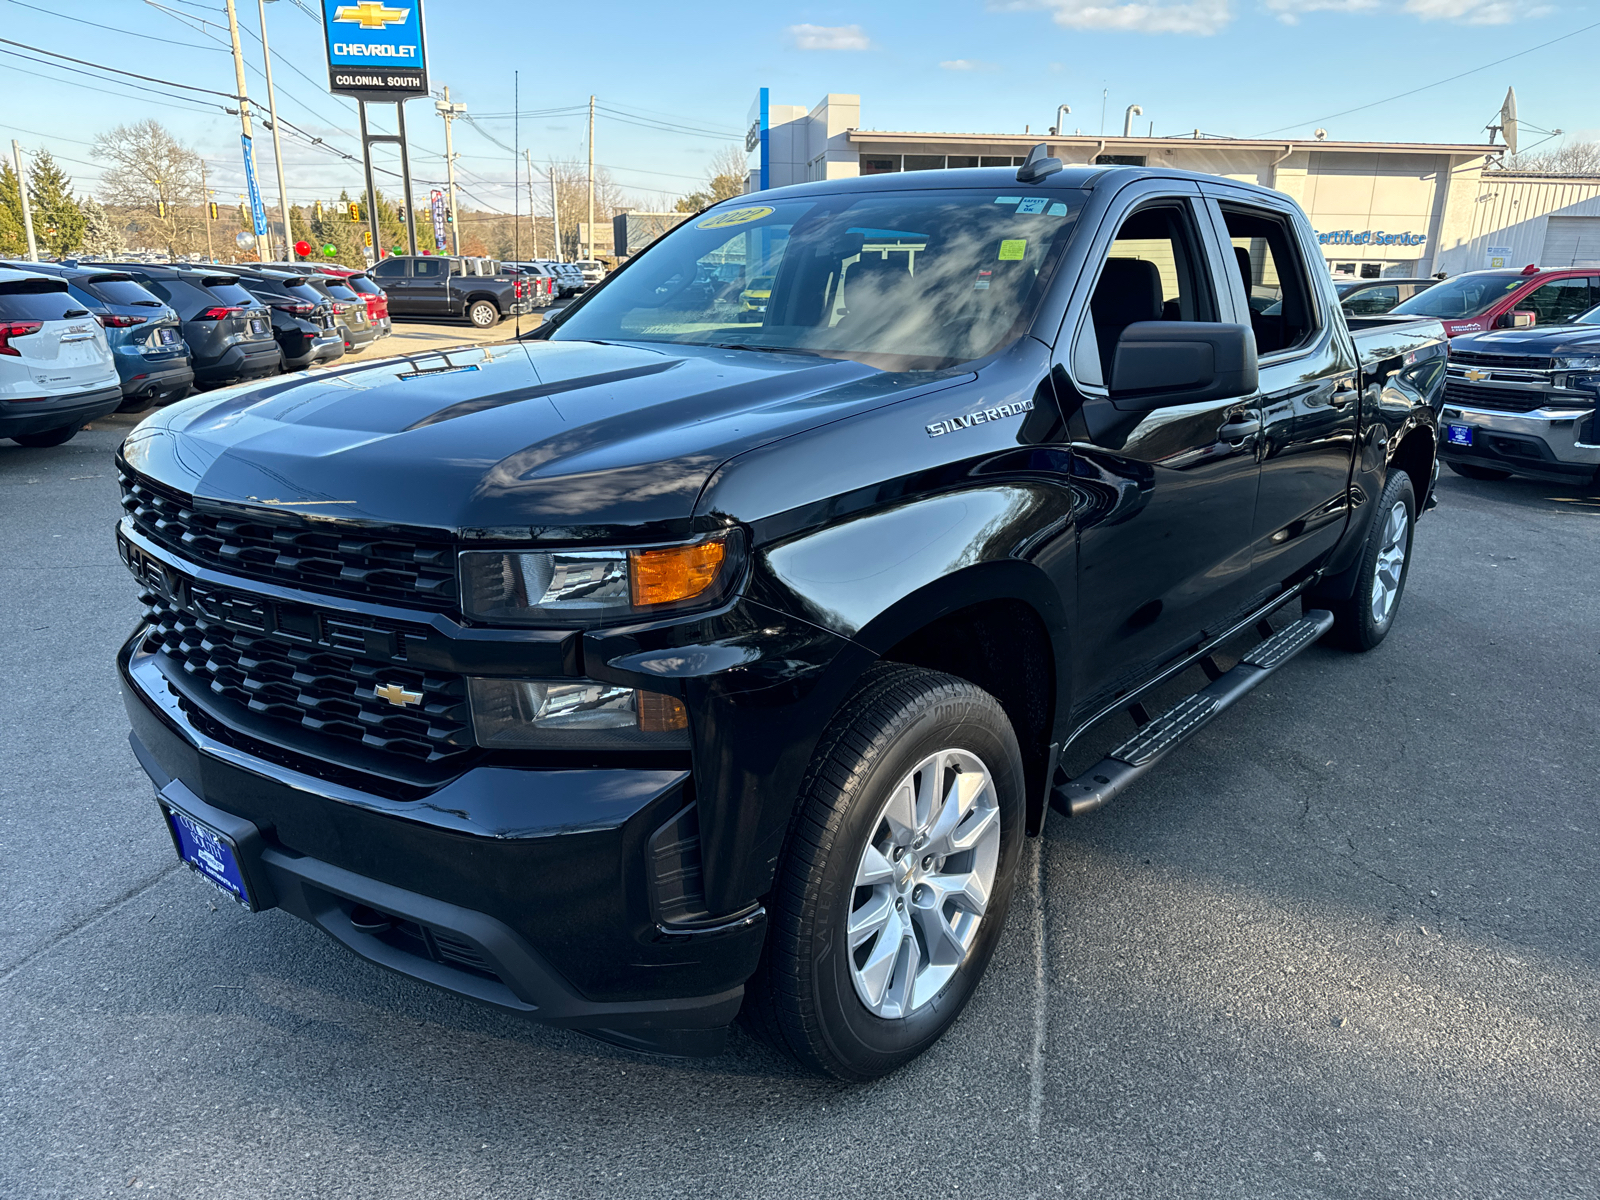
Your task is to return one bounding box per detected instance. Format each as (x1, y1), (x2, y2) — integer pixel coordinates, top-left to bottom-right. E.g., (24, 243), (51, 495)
(92, 120), (206, 259)
(1496, 140), (1600, 176)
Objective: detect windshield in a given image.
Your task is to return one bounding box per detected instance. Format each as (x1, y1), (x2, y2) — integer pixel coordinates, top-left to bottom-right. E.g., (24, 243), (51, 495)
(550, 189), (1084, 368)
(1391, 273), (1524, 319)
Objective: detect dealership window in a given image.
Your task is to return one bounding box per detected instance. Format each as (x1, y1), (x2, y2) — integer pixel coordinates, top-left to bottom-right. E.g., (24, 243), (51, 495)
(1095, 154), (1147, 167)
(1220, 205), (1317, 355)
(1522, 277), (1598, 325)
(903, 155), (945, 171)
(860, 156), (901, 175)
(980, 155), (1026, 167)
(947, 155), (979, 169)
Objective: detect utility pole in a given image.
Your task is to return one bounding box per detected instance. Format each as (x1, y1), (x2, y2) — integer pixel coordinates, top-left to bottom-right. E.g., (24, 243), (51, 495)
(524, 150), (537, 259)
(222, 0), (264, 261)
(549, 163), (562, 262)
(11, 141), (39, 261)
(201, 159), (215, 262)
(587, 94), (595, 261)
(434, 86), (465, 256)
(256, 0), (291, 260)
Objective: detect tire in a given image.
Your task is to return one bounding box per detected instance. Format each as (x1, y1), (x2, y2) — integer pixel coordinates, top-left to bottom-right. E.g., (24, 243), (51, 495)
(1447, 461), (1512, 481)
(744, 663), (1025, 1081)
(1320, 469), (1416, 652)
(116, 393), (156, 415)
(467, 300), (499, 329)
(10, 423), (80, 448)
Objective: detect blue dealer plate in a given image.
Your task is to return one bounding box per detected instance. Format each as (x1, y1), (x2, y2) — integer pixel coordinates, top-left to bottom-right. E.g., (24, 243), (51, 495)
(1446, 424), (1474, 446)
(164, 807), (252, 908)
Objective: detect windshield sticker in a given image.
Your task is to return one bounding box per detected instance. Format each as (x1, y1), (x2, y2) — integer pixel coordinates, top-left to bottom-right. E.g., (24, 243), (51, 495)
(1047, 202), (1069, 217)
(993, 196), (1021, 205)
(1015, 198), (1048, 215)
(998, 239), (1027, 261)
(697, 206), (775, 229)
(974, 269), (993, 291)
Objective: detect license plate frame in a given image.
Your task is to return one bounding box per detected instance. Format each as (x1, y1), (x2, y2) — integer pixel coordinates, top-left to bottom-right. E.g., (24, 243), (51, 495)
(157, 786), (269, 911)
(158, 327), (179, 345)
(1445, 423), (1474, 446)
(250, 317), (268, 335)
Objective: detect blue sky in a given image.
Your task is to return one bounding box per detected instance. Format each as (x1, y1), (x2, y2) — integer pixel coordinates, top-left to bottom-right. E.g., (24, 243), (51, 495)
(2, 0), (1596, 216)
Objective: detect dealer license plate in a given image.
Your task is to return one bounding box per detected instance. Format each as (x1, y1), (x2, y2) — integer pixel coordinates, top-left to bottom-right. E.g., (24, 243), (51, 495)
(164, 806), (252, 908)
(250, 317), (268, 335)
(1446, 424), (1473, 446)
(158, 327), (179, 344)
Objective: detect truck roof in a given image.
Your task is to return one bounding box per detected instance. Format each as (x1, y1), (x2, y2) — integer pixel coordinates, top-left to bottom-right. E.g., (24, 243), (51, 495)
(747, 162), (1288, 203)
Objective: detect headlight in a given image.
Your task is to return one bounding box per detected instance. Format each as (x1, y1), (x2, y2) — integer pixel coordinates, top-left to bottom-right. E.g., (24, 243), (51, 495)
(1568, 374), (1600, 392)
(467, 677), (688, 749)
(459, 532), (737, 626)
(1554, 355), (1600, 370)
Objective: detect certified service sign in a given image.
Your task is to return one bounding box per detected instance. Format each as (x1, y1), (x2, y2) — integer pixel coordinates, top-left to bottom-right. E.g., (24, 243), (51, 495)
(323, 1), (428, 100)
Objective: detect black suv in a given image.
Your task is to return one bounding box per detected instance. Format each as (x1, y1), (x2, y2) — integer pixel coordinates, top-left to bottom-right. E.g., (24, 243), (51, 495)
(88, 264), (279, 388)
(226, 268), (345, 372)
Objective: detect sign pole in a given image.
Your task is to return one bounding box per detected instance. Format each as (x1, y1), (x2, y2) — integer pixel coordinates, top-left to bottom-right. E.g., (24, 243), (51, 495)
(358, 100), (383, 263)
(397, 101), (417, 257)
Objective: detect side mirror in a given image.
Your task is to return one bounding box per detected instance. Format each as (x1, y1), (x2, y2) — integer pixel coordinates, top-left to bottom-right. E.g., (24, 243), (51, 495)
(1498, 310), (1535, 329)
(1109, 322), (1259, 411)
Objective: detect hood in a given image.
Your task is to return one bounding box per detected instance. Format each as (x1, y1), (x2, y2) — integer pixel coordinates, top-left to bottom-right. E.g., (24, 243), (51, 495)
(121, 338), (970, 539)
(1452, 324), (1600, 356)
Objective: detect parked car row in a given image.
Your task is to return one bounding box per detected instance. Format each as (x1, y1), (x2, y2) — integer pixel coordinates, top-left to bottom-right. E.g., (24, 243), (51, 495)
(2, 259), (395, 449)
(367, 255), (534, 327)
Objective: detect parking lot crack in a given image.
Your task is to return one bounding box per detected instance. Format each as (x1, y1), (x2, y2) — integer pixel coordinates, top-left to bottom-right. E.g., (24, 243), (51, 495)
(0, 863), (182, 989)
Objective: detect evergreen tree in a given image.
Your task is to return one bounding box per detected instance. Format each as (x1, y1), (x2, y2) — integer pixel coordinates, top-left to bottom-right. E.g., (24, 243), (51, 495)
(79, 195), (124, 259)
(0, 162), (28, 259)
(28, 150), (86, 257)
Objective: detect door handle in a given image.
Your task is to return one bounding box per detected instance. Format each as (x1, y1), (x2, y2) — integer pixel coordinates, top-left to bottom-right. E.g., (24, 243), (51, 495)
(1218, 417), (1262, 442)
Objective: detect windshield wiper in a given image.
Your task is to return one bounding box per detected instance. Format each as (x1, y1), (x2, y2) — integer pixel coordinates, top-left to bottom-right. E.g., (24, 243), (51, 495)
(704, 342), (825, 357)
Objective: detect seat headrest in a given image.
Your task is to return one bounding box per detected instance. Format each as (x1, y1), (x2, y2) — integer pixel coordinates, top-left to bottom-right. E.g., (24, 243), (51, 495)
(1091, 257), (1163, 330)
(1233, 246), (1253, 298)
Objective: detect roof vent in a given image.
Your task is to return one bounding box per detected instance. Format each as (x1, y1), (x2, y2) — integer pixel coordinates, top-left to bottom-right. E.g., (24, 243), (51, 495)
(1016, 142), (1064, 184)
(1521, 263), (1539, 274)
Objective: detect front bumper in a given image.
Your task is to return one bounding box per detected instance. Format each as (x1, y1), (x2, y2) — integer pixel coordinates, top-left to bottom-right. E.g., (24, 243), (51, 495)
(1440, 398), (1599, 482)
(0, 384), (123, 437)
(118, 627), (762, 1055)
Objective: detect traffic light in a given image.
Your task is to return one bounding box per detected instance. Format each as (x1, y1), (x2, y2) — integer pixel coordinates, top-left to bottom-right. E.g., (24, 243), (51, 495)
(314, 200), (323, 220)
(363, 230), (373, 247)
(396, 205), (407, 223)
(207, 201), (219, 220)
(347, 201), (360, 222)
(445, 212), (454, 225)
(156, 199), (166, 218)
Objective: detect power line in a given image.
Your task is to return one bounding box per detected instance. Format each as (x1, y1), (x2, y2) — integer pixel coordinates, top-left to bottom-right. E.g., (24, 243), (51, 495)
(0, 56), (225, 115)
(1256, 18), (1600, 137)
(0, 35), (240, 98)
(2, 0), (225, 51)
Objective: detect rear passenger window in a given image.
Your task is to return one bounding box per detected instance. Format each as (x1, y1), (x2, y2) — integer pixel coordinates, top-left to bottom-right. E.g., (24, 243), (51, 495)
(1219, 206), (1318, 355)
(1076, 201), (1218, 387)
(1523, 278), (1595, 325)
(0, 280), (87, 321)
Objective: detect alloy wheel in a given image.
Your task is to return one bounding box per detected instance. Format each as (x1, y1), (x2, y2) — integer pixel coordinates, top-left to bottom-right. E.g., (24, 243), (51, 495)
(846, 748), (1001, 1019)
(1370, 499), (1409, 625)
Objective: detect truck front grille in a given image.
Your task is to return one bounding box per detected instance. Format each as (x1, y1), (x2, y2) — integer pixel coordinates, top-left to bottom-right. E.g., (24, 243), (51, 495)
(1450, 351), (1555, 371)
(1443, 381), (1556, 413)
(141, 589), (473, 763)
(119, 466), (459, 612)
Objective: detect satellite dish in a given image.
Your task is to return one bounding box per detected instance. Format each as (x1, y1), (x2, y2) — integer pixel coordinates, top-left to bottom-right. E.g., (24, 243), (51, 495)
(1314, 128), (1328, 141)
(1500, 87), (1518, 157)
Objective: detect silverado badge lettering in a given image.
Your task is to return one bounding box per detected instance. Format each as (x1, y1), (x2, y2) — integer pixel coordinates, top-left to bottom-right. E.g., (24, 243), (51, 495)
(926, 398), (1034, 437)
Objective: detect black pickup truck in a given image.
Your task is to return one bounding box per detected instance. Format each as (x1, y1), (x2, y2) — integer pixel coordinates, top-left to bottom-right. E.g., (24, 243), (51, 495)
(115, 154), (1446, 1080)
(367, 255), (530, 328)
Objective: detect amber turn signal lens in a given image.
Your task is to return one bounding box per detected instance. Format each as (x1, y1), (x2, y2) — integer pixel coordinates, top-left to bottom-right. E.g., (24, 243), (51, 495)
(629, 538), (726, 607)
(637, 690), (688, 732)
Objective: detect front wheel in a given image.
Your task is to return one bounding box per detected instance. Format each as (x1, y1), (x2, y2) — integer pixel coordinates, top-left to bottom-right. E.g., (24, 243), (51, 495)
(744, 664), (1024, 1080)
(1447, 461), (1512, 481)
(1322, 469), (1416, 652)
(10, 423), (81, 448)
(467, 300), (499, 328)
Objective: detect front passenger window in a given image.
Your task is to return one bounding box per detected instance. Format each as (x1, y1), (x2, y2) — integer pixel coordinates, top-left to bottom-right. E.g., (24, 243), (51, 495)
(1220, 206), (1318, 355)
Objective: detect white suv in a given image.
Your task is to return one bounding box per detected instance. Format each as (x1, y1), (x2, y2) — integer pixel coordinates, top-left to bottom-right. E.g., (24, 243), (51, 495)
(1, 267), (122, 447)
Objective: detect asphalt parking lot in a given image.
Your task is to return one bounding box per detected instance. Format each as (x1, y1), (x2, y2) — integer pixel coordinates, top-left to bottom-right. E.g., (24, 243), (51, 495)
(2, 388), (1596, 1197)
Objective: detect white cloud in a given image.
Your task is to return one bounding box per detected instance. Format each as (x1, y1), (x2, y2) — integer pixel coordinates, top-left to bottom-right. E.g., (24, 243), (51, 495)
(1019, 0), (1233, 34)
(940, 58), (997, 69)
(1262, 0), (1378, 23)
(787, 23), (872, 50)
(1402, 0), (1545, 22)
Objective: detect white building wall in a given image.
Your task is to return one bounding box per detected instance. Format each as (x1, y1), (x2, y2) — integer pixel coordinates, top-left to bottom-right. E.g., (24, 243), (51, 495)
(1434, 175), (1600, 274)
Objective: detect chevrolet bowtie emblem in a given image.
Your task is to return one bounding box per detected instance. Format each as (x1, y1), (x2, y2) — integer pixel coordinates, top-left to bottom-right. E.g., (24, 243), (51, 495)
(1464, 368), (1489, 382)
(333, 2), (409, 29)
(375, 683), (423, 707)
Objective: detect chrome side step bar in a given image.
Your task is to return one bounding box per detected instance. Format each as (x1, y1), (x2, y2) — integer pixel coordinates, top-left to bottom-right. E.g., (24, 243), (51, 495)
(1050, 609), (1334, 818)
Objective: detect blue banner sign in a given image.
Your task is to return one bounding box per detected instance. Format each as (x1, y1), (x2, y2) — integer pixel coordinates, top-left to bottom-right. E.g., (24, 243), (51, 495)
(323, 1), (428, 100)
(1316, 230), (1427, 247)
(240, 134), (269, 241)
(430, 188), (446, 251)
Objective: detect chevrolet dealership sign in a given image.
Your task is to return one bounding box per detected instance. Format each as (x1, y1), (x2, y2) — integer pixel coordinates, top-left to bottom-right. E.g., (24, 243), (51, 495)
(323, 0), (428, 100)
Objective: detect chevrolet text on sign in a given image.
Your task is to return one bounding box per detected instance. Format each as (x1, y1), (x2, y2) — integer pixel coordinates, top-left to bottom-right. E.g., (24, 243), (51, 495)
(322, 1), (429, 100)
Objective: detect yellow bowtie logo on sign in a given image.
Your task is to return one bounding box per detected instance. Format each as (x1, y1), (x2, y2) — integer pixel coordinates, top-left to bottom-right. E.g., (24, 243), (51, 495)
(334, 2), (410, 30)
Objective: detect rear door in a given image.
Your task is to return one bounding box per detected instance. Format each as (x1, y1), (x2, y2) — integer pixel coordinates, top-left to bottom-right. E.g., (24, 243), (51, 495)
(370, 257), (413, 315)
(1057, 180), (1266, 704)
(1201, 184), (1360, 586)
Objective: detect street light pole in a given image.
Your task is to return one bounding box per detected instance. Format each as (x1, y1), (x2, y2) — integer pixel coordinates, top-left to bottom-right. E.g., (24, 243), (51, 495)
(10, 140), (39, 261)
(256, 0), (292, 260)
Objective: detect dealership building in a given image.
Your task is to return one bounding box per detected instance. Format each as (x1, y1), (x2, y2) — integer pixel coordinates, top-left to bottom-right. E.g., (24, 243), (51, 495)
(743, 90), (1600, 278)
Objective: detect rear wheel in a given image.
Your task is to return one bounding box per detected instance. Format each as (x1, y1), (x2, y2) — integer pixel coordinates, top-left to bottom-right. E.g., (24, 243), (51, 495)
(744, 664), (1024, 1081)
(1320, 469), (1416, 652)
(10, 424), (80, 448)
(1447, 461), (1512, 481)
(468, 300), (499, 329)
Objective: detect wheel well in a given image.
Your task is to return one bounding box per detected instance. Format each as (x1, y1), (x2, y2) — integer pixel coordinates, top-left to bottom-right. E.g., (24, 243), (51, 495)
(882, 599), (1055, 836)
(465, 293), (501, 310)
(1390, 425), (1435, 504)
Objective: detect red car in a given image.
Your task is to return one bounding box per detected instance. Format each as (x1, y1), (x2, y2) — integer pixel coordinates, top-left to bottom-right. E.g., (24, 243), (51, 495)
(1389, 264), (1600, 337)
(316, 264), (391, 337)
